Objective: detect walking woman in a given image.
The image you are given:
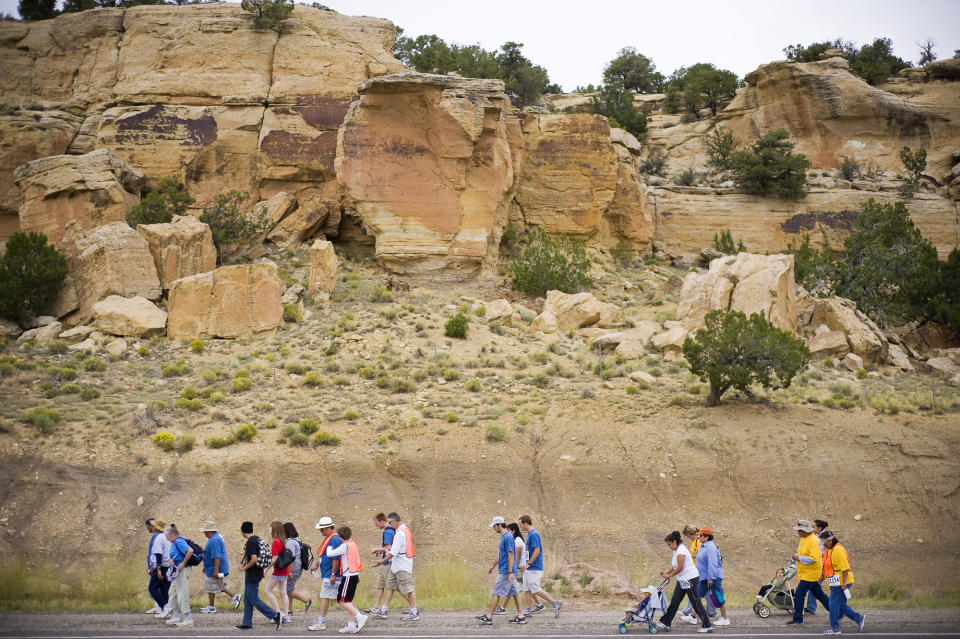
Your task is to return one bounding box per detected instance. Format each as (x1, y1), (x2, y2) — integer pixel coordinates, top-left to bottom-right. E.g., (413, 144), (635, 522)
(265, 520), (291, 623)
(820, 531), (866, 635)
(162, 523), (195, 626)
(655, 531), (713, 634)
(283, 522), (312, 618)
(145, 518), (171, 617)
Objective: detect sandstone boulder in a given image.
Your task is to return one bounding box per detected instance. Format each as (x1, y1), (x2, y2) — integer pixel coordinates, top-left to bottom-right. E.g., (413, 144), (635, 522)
(651, 326), (688, 358)
(614, 321), (662, 359)
(628, 370), (657, 385)
(677, 253), (797, 333)
(137, 215), (216, 290)
(17, 321), (62, 346)
(0, 318), (22, 345)
(485, 299), (515, 323)
(13, 150), (144, 246)
(528, 310), (558, 334)
(810, 297), (887, 366)
(541, 290), (615, 332)
(843, 353), (864, 372)
(886, 344), (914, 371)
(54, 221), (161, 324)
(105, 338), (128, 357)
(92, 295), (167, 337)
(926, 357), (960, 375)
(58, 325), (94, 343)
(255, 191), (298, 237)
(167, 261), (283, 339)
(308, 239), (338, 295)
(805, 329), (849, 358)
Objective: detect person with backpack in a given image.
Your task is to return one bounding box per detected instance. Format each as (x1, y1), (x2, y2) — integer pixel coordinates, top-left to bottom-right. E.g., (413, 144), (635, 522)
(145, 518), (171, 617)
(199, 521), (241, 614)
(372, 512), (419, 621)
(307, 516), (342, 631)
(160, 523), (199, 627)
(283, 522), (313, 619)
(365, 513), (395, 618)
(236, 521), (282, 631)
(265, 520), (292, 624)
(324, 526), (368, 633)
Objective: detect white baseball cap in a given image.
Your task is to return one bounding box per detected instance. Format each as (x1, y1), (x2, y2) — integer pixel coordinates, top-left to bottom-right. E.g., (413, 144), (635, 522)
(489, 516), (505, 527)
(315, 516), (335, 529)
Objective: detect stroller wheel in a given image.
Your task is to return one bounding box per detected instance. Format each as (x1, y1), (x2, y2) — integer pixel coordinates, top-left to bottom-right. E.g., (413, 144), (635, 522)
(619, 622), (628, 634)
(649, 624), (658, 634)
(754, 602), (770, 618)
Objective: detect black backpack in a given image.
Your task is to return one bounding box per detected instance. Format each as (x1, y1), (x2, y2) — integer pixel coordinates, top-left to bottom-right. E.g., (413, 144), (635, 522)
(183, 538), (204, 566)
(298, 538), (314, 572)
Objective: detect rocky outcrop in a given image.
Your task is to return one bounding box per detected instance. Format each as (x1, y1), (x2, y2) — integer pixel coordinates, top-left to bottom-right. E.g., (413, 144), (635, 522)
(166, 261), (283, 339)
(92, 295), (167, 337)
(136, 215), (216, 290)
(308, 239), (338, 295)
(55, 220), (161, 323)
(808, 297), (887, 366)
(677, 253), (797, 333)
(337, 73), (520, 278)
(13, 150), (144, 247)
(530, 290), (619, 333)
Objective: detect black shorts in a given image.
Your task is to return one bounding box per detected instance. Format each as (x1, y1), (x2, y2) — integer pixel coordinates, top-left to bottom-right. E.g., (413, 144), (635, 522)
(338, 574), (359, 603)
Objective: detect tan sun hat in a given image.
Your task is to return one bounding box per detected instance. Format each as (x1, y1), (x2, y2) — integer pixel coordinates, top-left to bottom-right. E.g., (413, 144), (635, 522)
(792, 519), (814, 533)
(200, 520), (218, 532)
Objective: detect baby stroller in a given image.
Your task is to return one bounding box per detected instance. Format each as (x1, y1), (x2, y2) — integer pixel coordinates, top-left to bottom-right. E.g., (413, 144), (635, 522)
(619, 579), (669, 634)
(753, 563), (797, 618)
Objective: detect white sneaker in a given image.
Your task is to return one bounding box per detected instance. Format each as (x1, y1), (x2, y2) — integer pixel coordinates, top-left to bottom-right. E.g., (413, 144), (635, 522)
(232, 594), (242, 611)
(307, 622), (326, 631)
(680, 614), (698, 624)
(165, 615), (181, 625)
(156, 606), (172, 619)
(655, 621), (670, 630)
(176, 617), (195, 626)
(200, 605), (217, 614)
(145, 606), (160, 614)
(356, 613), (368, 631)
(715, 617), (731, 626)
(338, 622), (358, 634)
(697, 628), (714, 634)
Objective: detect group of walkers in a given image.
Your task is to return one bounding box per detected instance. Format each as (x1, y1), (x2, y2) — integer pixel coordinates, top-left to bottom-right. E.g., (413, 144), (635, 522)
(143, 512), (418, 633)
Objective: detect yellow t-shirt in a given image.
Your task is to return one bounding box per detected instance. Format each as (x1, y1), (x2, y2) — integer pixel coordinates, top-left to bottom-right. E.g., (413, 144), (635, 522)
(796, 534), (822, 581)
(823, 543), (855, 585)
(689, 538), (702, 566)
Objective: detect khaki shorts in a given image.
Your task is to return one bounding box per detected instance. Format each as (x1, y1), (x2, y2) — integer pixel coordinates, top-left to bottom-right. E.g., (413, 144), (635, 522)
(375, 563), (391, 590)
(319, 578), (341, 600)
(204, 575), (228, 594)
(385, 569), (415, 595)
(523, 569), (543, 593)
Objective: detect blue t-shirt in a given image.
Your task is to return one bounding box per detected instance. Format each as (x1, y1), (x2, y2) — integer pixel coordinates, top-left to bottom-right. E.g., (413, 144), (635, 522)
(169, 536), (191, 565)
(381, 526), (396, 566)
(202, 532), (229, 577)
(498, 530), (517, 575)
(319, 534), (343, 579)
(526, 528), (544, 571)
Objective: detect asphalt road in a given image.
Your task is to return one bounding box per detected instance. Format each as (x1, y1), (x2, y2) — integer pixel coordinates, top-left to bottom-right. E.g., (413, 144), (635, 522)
(1, 609), (959, 638)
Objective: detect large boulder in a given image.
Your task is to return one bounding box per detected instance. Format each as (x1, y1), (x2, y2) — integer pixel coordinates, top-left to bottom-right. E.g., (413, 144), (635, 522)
(136, 215), (216, 290)
(0, 318), (23, 345)
(166, 261), (283, 339)
(677, 253), (797, 333)
(308, 239), (338, 295)
(92, 295), (167, 337)
(614, 321), (663, 359)
(17, 321), (62, 346)
(13, 150), (144, 247)
(337, 73), (520, 280)
(651, 326), (689, 360)
(805, 327), (850, 359)
(539, 290), (617, 332)
(809, 297), (888, 366)
(54, 221), (162, 323)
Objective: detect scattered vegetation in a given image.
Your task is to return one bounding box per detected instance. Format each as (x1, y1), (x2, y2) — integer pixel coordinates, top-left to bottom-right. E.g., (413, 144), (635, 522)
(0, 232), (69, 326)
(125, 175), (194, 228)
(713, 229), (746, 254)
(783, 37), (911, 85)
(510, 227), (591, 296)
(26, 407), (60, 434)
(703, 125), (740, 171)
(198, 191), (270, 263)
(240, 0), (293, 31)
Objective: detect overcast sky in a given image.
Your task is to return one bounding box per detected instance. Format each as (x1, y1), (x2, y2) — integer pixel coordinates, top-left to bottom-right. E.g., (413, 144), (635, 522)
(4, 0), (958, 91)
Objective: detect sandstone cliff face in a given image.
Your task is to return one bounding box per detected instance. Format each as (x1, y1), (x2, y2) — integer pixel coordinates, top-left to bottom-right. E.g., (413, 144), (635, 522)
(336, 73), (520, 278)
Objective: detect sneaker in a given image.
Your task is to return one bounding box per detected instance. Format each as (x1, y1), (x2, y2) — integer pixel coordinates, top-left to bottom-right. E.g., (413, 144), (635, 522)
(233, 594), (242, 611)
(338, 622), (359, 634)
(307, 622), (326, 631)
(476, 615), (493, 625)
(823, 630), (842, 635)
(655, 621), (670, 631)
(369, 610), (387, 619)
(155, 610), (171, 619)
(235, 625), (253, 630)
(523, 608), (532, 616)
(680, 614), (698, 625)
(281, 615), (291, 624)
(786, 620), (804, 625)
(714, 618), (730, 626)
(858, 615), (866, 632)
(697, 628), (713, 634)
(305, 599), (313, 614)
(356, 613), (368, 631)
(200, 605), (218, 614)
(553, 600), (562, 618)
(493, 606), (506, 615)
(145, 606), (161, 614)
(508, 616), (526, 624)
(165, 615), (182, 625)
(401, 611), (420, 621)
(273, 613), (282, 630)
(533, 603), (546, 614)
(176, 618), (195, 627)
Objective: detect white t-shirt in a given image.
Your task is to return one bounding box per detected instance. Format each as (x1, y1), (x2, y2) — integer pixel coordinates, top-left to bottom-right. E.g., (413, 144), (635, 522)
(151, 533), (172, 568)
(389, 526), (414, 574)
(514, 537), (528, 567)
(672, 543), (699, 581)
(326, 542), (358, 576)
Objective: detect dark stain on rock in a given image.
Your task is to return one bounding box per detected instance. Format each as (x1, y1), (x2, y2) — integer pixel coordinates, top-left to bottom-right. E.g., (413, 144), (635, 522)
(781, 210), (858, 234)
(114, 104), (218, 146)
(259, 130), (337, 169)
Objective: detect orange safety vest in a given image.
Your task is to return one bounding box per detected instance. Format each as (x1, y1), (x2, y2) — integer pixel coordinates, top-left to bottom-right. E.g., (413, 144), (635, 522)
(399, 524), (415, 558)
(344, 539), (363, 573)
(822, 543), (849, 578)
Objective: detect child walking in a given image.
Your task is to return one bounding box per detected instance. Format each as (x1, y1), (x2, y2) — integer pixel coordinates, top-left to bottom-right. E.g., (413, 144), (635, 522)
(325, 526), (368, 634)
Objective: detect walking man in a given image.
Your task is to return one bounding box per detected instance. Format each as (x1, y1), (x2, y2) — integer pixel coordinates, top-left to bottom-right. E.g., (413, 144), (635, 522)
(518, 515), (562, 617)
(236, 521), (282, 631)
(787, 519), (830, 626)
(307, 516), (342, 631)
(805, 519), (829, 615)
(199, 521), (241, 614)
(372, 512), (420, 621)
(366, 513), (395, 618)
(477, 516), (525, 625)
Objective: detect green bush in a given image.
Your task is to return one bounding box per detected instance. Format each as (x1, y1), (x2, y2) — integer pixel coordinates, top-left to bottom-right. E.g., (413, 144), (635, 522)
(445, 411), (459, 422)
(198, 191), (270, 263)
(370, 285), (395, 303)
(444, 312), (469, 339)
(26, 407), (60, 433)
(440, 367), (460, 381)
(58, 383), (81, 395)
(465, 378), (482, 392)
(56, 367), (77, 381)
(230, 377), (253, 393)
(126, 175), (194, 228)
(282, 303), (302, 323)
(299, 418), (320, 435)
(0, 232), (69, 326)
(189, 339), (204, 352)
(392, 377), (416, 393)
(180, 386), (199, 400)
(304, 371), (324, 387)
(206, 435), (234, 449)
(683, 310), (810, 406)
(486, 425), (507, 442)
(285, 362), (309, 375)
(152, 432), (175, 451)
(713, 229), (746, 255)
(730, 129), (809, 199)
(174, 397), (203, 411)
(288, 432), (310, 447)
(82, 357), (107, 372)
(241, 0), (294, 31)
(510, 227), (592, 296)
(314, 430), (341, 446)
(175, 434), (196, 453)
(839, 156), (860, 181)
(704, 125), (740, 171)
(898, 146), (927, 199)
(234, 423), (258, 442)
(79, 387), (101, 401)
(47, 340), (68, 354)
(344, 410), (359, 421)
(638, 143), (669, 176)
(161, 359), (190, 378)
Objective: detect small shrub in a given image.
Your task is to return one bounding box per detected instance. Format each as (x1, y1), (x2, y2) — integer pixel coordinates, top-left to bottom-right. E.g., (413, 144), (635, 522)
(174, 397), (203, 411)
(0, 232), (69, 326)
(198, 191), (270, 264)
(704, 125), (739, 171)
(58, 383), (82, 395)
(370, 285), (395, 303)
(283, 303), (302, 323)
(230, 376), (253, 393)
(161, 359), (190, 378)
(175, 434), (196, 453)
(152, 432), (176, 451)
(474, 306), (486, 317)
(898, 146), (927, 199)
(730, 129), (809, 199)
(532, 372), (549, 388)
(486, 425), (507, 442)
(639, 143), (669, 176)
(137, 346), (150, 357)
(180, 385), (199, 400)
(445, 312), (469, 339)
(285, 362), (309, 375)
(333, 375), (351, 386)
(839, 156), (860, 181)
(126, 175), (193, 227)
(207, 435), (234, 449)
(0, 362), (15, 377)
(713, 229), (746, 254)
(82, 357), (107, 372)
(626, 385), (639, 395)
(209, 390), (226, 402)
(674, 167), (697, 186)
(856, 368), (868, 379)
(299, 418), (320, 435)
(56, 367), (77, 381)
(440, 367), (460, 381)
(199, 369), (219, 383)
(314, 430), (341, 446)
(288, 433), (310, 447)
(304, 371), (324, 387)
(234, 423), (258, 442)
(510, 227), (592, 296)
(444, 412), (459, 422)
(344, 410), (359, 421)
(189, 339), (204, 352)
(240, 0), (293, 31)
(392, 377), (415, 393)
(47, 340), (68, 354)
(465, 378), (482, 392)
(27, 407), (61, 433)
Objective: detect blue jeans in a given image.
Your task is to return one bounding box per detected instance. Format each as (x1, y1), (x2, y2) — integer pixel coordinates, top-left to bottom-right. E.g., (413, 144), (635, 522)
(148, 571), (170, 608)
(806, 588), (817, 612)
(793, 580), (830, 622)
(828, 587), (862, 631)
(242, 581), (277, 627)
